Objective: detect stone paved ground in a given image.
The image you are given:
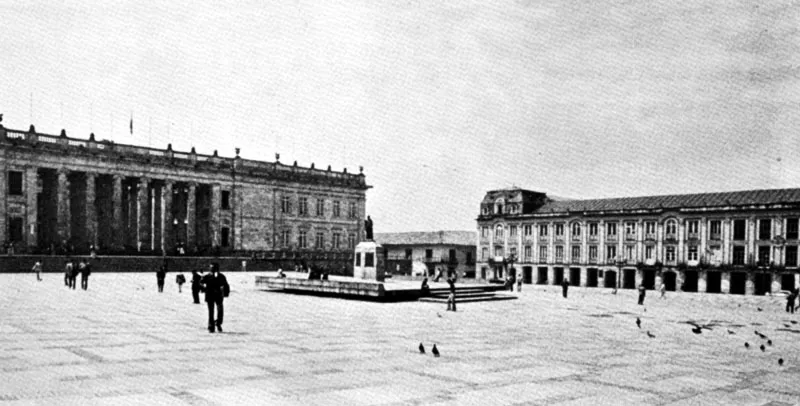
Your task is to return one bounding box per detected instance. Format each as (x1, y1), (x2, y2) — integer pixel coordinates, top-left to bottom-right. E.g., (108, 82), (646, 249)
(2, 272), (800, 405)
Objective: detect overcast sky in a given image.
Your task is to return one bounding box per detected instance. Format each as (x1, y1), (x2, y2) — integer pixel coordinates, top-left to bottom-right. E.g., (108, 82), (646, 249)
(2, 1), (799, 233)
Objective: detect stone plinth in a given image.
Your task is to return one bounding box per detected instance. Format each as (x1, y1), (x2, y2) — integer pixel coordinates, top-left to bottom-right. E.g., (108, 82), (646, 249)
(354, 241), (385, 282)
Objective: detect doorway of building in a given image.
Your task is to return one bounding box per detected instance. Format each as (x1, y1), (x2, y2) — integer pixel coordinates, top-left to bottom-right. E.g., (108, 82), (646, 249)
(537, 267), (548, 284)
(623, 269), (636, 289)
(604, 270), (617, 288)
(730, 272), (746, 295)
(643, 269), (656, 290)
(554, 267), (564, 285)
(570, 268), (581, 286)
(706, 271), (721, 293)
(781, 273), (795, 291)
(755, 273), (771, 295)
(523, 266), (533, 284)
(682, 270), (698, 292)
(587, 268), (598, 287)
(662, 271), (676, 291)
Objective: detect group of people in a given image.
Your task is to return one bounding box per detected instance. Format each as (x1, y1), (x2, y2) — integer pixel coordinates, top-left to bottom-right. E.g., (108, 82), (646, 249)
(153, 263), (230, 332)
(61, 259), (92, 290)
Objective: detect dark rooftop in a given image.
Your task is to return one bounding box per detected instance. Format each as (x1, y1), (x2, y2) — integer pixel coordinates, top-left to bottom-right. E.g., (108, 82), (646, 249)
(374, 231), (476, 246)
(534, 188), (800, 214)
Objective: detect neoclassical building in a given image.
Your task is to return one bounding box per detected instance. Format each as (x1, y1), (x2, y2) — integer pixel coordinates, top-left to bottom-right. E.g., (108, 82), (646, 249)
(1, 121), (368, 256)
(477, 187), (800, 295)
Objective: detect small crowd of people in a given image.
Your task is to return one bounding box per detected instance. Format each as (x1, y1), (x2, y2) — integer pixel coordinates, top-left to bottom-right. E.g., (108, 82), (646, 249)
(57, 259), (93, 290)
(156, 262), (230, 332)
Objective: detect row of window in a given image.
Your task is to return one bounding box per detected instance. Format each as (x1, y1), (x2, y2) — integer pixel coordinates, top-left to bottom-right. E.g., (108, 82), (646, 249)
(482, 218), (799, 241)
(482, 244), (799, 267)
(277, 229), (357, 249)
(280, 196), (358, 218)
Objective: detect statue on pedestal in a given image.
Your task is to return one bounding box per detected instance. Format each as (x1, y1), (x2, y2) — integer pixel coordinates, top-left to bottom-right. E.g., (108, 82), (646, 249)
(364, 216), (373, 241)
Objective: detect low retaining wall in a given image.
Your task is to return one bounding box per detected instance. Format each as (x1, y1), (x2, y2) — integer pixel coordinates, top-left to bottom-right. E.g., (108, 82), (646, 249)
(255, 276), (386, 298)
(0, 255), (270, 274)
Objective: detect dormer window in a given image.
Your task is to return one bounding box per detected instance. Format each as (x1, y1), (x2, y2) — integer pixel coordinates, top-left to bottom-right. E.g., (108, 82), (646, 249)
(494, 198), (506, 214)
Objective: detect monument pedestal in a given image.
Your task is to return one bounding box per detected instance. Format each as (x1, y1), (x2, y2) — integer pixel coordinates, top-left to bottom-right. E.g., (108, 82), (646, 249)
(354, 241), (385, 282)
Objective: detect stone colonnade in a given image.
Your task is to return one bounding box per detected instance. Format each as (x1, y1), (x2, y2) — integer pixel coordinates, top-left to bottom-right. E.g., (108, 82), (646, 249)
(28, 167), (221, 254)
(527, 265), (797, 295)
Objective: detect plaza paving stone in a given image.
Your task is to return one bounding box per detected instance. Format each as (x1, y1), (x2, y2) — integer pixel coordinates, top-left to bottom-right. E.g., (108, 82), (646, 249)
(1, 272), (800, 405)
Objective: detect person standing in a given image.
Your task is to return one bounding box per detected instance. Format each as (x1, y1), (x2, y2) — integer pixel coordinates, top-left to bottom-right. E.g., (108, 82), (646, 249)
(69, 260), (79, 289)
(659, 283), (666, 299)
(176, 273), (186, 293)
(80, 260), (92, 290)
(517, 269), (523, 292)
(786, 288), (797, 313)
(638, 283), (646, 305)
(191, 270), (202, 304)
(32, 261), (42, 282)
(201, 263), (230, 333)
(446, 276), (457, 312)
(156, 265), (166, 293)
(64, 260), (73, 287)
(561, 278), (569, 298)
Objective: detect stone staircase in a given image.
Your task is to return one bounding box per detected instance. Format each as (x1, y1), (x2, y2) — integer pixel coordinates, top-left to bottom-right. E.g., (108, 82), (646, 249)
(418, 284), (517, 304)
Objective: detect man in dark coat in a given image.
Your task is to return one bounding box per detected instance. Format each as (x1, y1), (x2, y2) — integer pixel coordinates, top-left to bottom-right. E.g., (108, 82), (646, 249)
(201, 263), (230, 333)
(562, 278), (569, 298)
(156, 265), (166, 293)
(191, 270), (202, 304)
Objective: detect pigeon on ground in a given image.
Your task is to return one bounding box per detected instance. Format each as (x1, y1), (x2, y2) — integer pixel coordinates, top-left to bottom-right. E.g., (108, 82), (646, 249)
(768, 340), (772, 346)
(758, 307), (763, 311)
(636, 317), (641, 329)
(760, 344), (766, 352)
(692, 326), (702, 334)
(745, 342), (750, 348)
(418, 343), (425, 354)
(727, 329), (736, 335)
(779, 358), (784, 366)
(754, 330), (760, 336)
(759, 333), (768, 339)
(647, 331), (655, 338)
(792, 321), (798, 325)
(437, 313), (442, 318)
(785, 324), (791, 328)
(432, 344), (440, 358)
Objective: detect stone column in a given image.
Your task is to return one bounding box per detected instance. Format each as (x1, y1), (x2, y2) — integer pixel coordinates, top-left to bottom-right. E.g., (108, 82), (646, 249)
(721, 271), (731, 294)
(745, 272), (755, 295)
(25, 167), (38, 249)
(112, 175), (123, 250)
(211, 183), (221, 247)
(85, 172), (97, 248)
(697, 270), (707, 293)
(56, 168), (71, 244)
(137, 177), (150, 252)
(162, 181), (173, 254)
(635, 268), (643, 288)
(580, 267), (588, 287)
(186, 182), (196, 250)
(547, 267), (556, 285)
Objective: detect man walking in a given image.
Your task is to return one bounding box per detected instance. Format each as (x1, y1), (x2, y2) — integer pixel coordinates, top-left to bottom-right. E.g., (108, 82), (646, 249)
(562, 278), (569, 298)
(156, 264), (166, 293)
(191, 270), (202, 304)
(80, 260), (91, 290)
(64, 260), (73, 287)
(201, 263), (230, 333)
(32, 261), (42, 281)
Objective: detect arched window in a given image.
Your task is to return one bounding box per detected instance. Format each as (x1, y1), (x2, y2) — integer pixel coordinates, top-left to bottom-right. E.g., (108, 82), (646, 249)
(571, 222), (581, 237)
(665, 219), (677, 236)
(495, 225), (504, 239)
